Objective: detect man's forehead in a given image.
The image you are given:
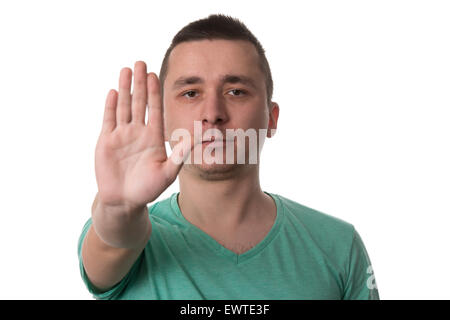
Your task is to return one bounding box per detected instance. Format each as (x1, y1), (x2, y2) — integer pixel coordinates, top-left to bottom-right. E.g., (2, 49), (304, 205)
(168, 39), (258, 68)
(165, 39), (262, 86)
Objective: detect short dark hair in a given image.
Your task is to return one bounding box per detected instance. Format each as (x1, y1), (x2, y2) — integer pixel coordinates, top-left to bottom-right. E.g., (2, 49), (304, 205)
(159, 14), (273, 105)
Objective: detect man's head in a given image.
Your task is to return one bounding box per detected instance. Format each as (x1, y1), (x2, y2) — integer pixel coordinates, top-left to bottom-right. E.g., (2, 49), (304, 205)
(159, 14), (279, 180)
(159, 14), (273, 106)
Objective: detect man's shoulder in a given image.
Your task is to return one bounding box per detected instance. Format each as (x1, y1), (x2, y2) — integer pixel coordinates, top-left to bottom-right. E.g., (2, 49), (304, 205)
(273, 192), (356, 241)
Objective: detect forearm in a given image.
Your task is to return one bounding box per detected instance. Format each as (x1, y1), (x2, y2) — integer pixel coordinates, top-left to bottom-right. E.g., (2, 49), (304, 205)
(81, 194), (152, 291)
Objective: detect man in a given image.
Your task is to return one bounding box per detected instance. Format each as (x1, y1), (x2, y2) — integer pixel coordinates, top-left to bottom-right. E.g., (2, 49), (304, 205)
(78, 14), (380, 300)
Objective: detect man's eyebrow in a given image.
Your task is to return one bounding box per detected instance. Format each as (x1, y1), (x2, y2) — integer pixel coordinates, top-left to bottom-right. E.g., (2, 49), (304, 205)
(221, 74), (257, 89)
(171, 74), (257, 90)
(172, 76), (203, 90)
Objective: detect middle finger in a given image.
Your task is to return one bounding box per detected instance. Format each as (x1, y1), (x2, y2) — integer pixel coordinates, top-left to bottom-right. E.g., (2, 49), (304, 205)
(131, 61), (148, 125)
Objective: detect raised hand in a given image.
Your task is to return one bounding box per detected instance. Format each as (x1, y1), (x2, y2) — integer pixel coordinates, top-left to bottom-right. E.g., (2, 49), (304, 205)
(94, 61), (189, 213)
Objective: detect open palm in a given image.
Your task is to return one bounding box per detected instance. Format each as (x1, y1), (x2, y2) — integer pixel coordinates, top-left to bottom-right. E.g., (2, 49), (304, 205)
(94, 61), (188, 212)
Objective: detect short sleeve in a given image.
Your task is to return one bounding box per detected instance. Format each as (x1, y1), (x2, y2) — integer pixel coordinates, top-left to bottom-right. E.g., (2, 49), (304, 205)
(342, 228), (380, 300)
(77, 218), (142, 300)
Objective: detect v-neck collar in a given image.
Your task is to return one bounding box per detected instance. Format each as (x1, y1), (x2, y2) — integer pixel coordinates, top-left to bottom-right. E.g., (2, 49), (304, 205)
(169, 191), (284, 264)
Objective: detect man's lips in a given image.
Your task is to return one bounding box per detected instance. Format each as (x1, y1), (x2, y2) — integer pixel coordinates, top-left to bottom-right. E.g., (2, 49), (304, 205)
(201, 138), (235, 144)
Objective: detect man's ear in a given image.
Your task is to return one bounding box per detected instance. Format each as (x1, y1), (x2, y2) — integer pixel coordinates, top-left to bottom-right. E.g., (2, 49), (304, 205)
(267, 102), (279, 138)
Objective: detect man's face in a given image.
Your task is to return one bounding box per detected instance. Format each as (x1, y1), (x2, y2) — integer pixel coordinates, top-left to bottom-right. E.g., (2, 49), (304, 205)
(163, 39), (278, 179)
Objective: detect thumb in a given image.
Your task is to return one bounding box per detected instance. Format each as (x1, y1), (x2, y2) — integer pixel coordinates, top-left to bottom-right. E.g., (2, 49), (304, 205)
(163, 137), (200, 182)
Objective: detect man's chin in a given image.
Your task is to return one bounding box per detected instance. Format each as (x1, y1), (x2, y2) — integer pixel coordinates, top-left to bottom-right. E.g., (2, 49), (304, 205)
(184, 162), (244, 181)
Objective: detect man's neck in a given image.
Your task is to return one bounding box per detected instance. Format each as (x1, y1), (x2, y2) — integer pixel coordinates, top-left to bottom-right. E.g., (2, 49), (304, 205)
(177, 165), (275, 236)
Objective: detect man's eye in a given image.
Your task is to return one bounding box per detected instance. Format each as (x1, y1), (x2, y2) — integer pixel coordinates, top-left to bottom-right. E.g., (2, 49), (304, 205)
(182, 90), (197, 98)
(228, 89), (246, 96)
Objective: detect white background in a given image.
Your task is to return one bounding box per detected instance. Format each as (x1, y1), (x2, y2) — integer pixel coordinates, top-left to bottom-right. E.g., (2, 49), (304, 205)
(0, 0), (449, 299)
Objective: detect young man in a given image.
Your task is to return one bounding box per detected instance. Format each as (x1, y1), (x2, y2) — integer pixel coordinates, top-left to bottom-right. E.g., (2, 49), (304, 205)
(78, 14), (380, 300)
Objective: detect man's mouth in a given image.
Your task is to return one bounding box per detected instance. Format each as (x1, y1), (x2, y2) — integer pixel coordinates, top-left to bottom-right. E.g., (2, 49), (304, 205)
(202, 136), (215, 143)
(201, 137), (234, 145)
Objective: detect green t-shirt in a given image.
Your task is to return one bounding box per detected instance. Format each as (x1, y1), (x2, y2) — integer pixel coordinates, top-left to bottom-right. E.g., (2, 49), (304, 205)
(78, 192), (380, 300)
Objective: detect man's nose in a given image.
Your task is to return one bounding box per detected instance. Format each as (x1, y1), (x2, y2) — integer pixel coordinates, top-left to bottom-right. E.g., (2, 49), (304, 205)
(201, 92), (228, 126)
